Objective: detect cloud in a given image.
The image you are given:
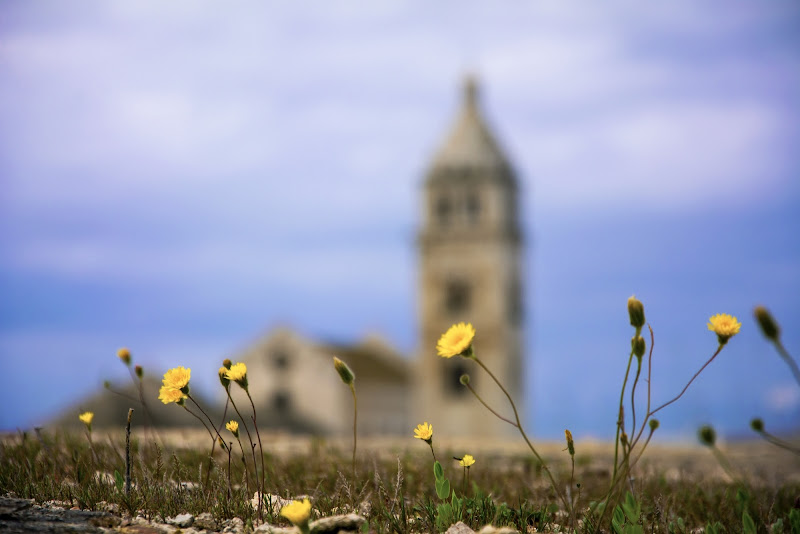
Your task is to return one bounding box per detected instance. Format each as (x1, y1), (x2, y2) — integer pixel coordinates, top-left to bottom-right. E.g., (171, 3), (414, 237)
(766, 384), (800, 412)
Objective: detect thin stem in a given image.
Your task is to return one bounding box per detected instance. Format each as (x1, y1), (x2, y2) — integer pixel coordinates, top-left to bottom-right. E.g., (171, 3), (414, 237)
(649, 344), (724, 417)
(473, 357), (570, 512)
(774, 340), (800, 387)
(182, 404), (216, 444)
(427, 441), (437, 462)
(630, 325), (655, 452)
(597, 427), (656, 530)
(630, 357), (643, 442)
(350, 383), (358, 473)
(710, 445), (741, 485)
(226, 441), (232, 499)
(569, 454), (576, 533)
(465, 383), (517, 427)
(246, 389), (266, 521)
(227, 391), (259, 507)
(235, 434), (251, 493)
(612, 351), (635, 483)
(757, 430), (800, 455)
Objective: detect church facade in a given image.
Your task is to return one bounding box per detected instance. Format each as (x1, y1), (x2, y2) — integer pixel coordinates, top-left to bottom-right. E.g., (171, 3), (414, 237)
(231, 78), (526, 438)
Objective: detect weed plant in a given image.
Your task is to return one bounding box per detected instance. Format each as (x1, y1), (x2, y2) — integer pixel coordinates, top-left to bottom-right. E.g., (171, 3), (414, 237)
(1, 297), (799, 533)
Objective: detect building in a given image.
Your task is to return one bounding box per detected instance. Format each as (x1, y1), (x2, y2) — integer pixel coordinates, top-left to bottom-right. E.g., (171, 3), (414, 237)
(230, 77), (525, 438)
(60, 78), (525, 438)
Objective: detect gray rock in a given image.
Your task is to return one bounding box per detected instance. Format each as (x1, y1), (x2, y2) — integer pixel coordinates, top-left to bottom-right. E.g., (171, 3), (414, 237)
(169, 513), (195, 528)
(310, 514), (366, 533)
(194, 512), (219, 531)
(445, 522), (476, 534)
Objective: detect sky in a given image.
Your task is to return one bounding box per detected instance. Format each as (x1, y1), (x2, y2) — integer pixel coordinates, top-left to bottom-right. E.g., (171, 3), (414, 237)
(1, 1), (799, 441)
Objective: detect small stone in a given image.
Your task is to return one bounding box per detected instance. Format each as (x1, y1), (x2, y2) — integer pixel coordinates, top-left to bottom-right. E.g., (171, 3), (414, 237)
(445, 522), (476, 534)
(169, 513), (195, 528)
(477, 526), (519, 534)
(194, 512), (219, 531)
(310, 514), (366, 533)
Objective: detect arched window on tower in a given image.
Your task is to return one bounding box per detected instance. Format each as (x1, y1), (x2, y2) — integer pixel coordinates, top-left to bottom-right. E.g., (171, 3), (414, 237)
(466, 192), (481, 224)
(444, 279), (470, 314)
(435, 195), (452, 227)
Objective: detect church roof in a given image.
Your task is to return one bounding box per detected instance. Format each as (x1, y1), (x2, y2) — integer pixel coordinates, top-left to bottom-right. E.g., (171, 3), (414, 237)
(429, 76), (512, 173)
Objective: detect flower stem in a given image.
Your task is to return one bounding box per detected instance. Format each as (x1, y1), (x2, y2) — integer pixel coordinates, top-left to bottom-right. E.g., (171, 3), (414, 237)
(465, 383), (516, 427)
(350, 383), (358, 474)
(473, 356), (570, 512)
(227, 391), (260, 513)
(612, 350), (635, 484)
(649, 344), (724, 417)
(773, 340), (800, 387)
(246, 390), (266, 521)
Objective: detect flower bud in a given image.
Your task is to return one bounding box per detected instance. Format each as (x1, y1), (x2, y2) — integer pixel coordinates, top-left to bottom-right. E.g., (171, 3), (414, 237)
(627, 295), (646, 331)
(698, 425), (716, 447)
(754, 306), (780, 342)
(649, 419), (660, 431)
(218, 366), (230, 388)
(459, 374), (470, 386)
(564, 429), (575, 456)
(134, 365), (143, 379)
(750, 418), (764, 433)
(222, 358), (232, 369)
(117, 347), (131, 366)
(333, 357), (355, 386)
(631, 336), (646, 358)
(620, 432), (629, 446)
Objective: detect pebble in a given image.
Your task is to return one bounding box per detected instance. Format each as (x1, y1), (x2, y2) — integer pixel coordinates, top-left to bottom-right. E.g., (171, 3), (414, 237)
(169, 513), (195, 528)
(445, 522), (476, 534)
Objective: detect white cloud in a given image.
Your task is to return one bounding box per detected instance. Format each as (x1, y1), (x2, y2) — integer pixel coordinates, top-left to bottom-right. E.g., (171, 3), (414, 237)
(766, 384), (800, 412)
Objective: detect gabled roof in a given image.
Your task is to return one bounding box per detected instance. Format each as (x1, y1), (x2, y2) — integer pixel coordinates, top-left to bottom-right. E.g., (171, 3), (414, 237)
(428, 76), (512, 173)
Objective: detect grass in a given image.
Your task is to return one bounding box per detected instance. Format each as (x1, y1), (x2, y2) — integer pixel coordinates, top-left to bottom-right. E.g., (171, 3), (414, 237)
(1, 428), (798, 533)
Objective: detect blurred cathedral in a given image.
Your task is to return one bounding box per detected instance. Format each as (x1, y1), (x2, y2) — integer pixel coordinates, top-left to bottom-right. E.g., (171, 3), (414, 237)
(60, 78), (525, 438)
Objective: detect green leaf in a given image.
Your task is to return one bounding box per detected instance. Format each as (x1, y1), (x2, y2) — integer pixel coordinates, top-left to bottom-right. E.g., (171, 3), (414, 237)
(114, 470), (124, 492)
(433, 461), (444, 481)
(435, 478), (450, 500)
(622, 492), (641, 524)
(742, 511), (756, 534)
(790, 509), (800, 532)
(770, 518), (783, 534)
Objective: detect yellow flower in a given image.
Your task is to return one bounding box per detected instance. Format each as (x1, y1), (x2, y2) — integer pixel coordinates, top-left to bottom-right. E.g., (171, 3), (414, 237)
(162, 366), (191, 390)
(79, 411), (94, 426)
(459, 454), (475, 467)
(707, 313), (741, 344)
(225, 362), (248, 388)
(158, 385), (186, 405)
(413, 422), (433, 441)
(117, 347), (131, 366)
(280, 498), (312, 526)
(436, 322), (476, 358)
(226, 420), (239, 437)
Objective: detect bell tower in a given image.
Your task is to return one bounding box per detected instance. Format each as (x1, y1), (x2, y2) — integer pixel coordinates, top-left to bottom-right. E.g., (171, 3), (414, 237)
(416, 77), (524, 438)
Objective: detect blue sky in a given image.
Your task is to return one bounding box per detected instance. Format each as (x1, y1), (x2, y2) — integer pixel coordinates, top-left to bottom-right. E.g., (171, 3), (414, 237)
(1, 1), (799, 441)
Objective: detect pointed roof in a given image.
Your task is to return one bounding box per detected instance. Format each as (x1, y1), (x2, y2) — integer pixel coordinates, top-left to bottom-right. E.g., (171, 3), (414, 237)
(429, 76), (512, 173)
